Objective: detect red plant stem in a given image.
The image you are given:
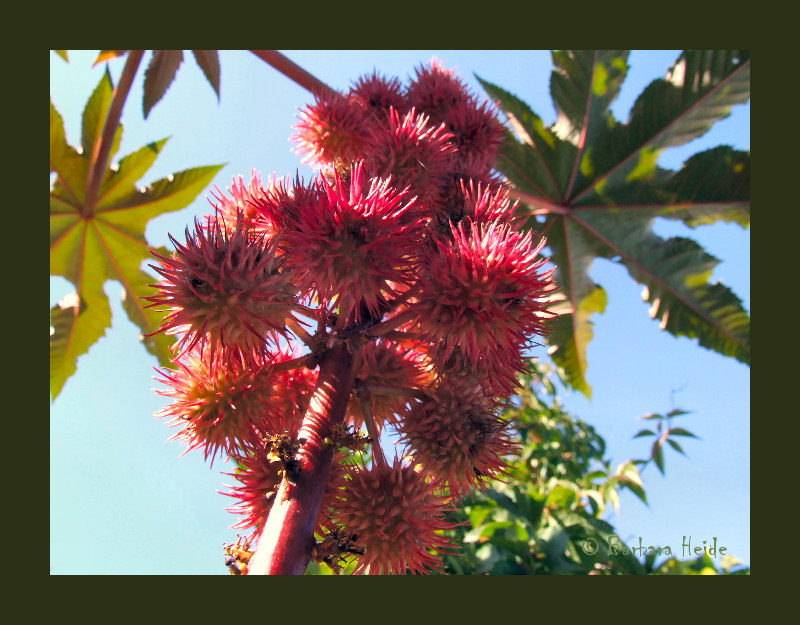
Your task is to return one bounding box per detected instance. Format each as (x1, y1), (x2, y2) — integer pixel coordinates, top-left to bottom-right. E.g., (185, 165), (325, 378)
(83, 50), (144, 215)
(247, 339), (358, 575)
(366, 307), (417, 338)
(249, 50), (332, 97)
(271, 354), (312, 373)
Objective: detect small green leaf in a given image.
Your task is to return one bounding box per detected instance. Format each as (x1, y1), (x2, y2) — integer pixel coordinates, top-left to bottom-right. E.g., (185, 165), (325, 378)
(666, 427), (698, 438)
(633, 428), (656, 438)
(652, 444), (665, 475)
(666, 438), (686, 456)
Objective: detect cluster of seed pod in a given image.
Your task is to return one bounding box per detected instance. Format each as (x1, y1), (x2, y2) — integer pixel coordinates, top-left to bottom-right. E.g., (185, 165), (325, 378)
(147, 60), (556, 574)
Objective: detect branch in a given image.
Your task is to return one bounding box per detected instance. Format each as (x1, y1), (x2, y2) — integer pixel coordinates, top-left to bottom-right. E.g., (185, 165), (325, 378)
(83, 50), (144, 215)
(247, 339), (357, 574)
(249, 50), (332, 97)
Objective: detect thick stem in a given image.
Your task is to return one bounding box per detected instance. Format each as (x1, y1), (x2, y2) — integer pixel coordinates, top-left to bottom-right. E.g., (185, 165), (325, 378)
(247, 340), (357, 575)
(366, 307), (417, 338)
(249, 50), (332, 97)
(83, 50), (144, 215)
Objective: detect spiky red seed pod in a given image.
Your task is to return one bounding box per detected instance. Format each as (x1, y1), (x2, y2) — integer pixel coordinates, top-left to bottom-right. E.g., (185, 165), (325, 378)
(440, 96), (506, 169)
(282, 162), (422, 322)
(350, 71), (408, 116)
(347, 340), (434, 430)
(427, 343), (523, 399)
(433, 176), (514, 239)
(224, 447), (349, 541)
(293, 91), (377, 169)
(333, 460), (457, 575)
(414, 217), (556, 379)
(363, 107), (455, 221)
(146, 213), (298, 367)
(270, 347), (319, 437)
(224, 451), (283, 540)
(399, 379), (518, 499)
(405, 59), (472, 124)
(153, 351), (278, 463)
(458, 180), (517, 225)
(208, 172), (278, 237)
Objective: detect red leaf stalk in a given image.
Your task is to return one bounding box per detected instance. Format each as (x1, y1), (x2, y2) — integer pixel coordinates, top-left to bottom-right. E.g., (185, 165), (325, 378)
(249, 50), (332, 97)
(247, 340), (357, 575)
(83, 50), (144, 215)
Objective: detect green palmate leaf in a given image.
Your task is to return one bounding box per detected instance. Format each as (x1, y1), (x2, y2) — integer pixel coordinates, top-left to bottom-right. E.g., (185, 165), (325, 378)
(82, 67), (122, 164)
(482, 50), (750, 395)
(96, 165), (224, 223)
(50, 290), (111, 400)
(50, 73), (224, 400)
(143, 50), (184, 119)
(667, 427), (698, 438)
(477, 77), (573, 200)
(550, 50), (629, 198)
(50, 101), (87, 200)
(576, 50), (751, 206)
(575, 209), (750, 363)
(96, 138), (169, 208)
(659, 146), (750, 228)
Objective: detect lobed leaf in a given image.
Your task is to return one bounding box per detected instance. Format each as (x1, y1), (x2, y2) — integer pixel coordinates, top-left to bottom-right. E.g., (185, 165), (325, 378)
(483, 51), (750, 394)
(50, 72), (224, 400)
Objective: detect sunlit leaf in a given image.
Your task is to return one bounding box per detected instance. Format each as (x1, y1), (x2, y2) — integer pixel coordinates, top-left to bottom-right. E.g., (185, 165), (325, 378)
(481, 50), (750, 395)
(93, 50), (128, 66)
(49, 73), (224, 401)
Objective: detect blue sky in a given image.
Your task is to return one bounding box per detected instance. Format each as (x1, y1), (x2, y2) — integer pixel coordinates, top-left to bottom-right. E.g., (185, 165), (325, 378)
(50, 50), (750, 574)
